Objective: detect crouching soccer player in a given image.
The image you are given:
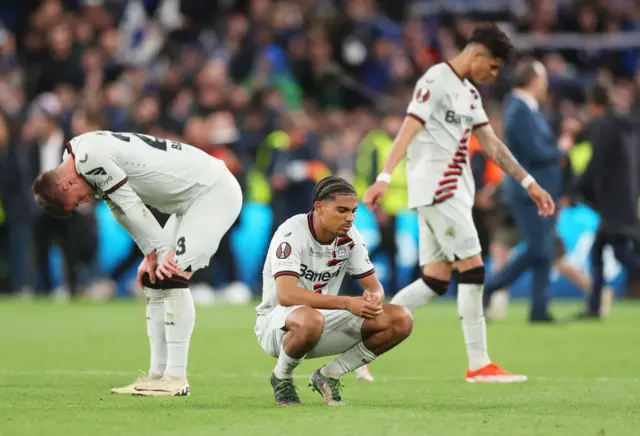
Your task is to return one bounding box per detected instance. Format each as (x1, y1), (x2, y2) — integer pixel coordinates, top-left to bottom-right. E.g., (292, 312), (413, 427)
(255, 176), (414, 406)
(32, 130), (243, 396)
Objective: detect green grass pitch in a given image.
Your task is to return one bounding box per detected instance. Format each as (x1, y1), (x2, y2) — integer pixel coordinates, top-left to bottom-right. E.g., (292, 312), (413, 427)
(0, 299), (638, 436)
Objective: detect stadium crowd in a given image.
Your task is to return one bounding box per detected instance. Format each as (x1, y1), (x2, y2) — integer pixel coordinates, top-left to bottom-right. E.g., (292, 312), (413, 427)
(1, 0), (640, 305)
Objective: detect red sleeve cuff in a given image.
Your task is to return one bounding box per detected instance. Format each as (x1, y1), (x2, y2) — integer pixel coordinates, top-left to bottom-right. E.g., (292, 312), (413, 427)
(351, 269), (375, 280)
(407, 113), (426, 126)
(274, 271), (300, 279)
(103, 177), (128, 195)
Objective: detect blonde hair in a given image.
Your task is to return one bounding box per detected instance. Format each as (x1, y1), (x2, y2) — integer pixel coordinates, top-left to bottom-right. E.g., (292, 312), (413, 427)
(32, 170), (72, 219)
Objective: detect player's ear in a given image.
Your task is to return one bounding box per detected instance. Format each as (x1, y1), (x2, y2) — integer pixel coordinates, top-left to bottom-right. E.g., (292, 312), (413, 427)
(314, 200), (323, 215)
(61, 178), (72, 191)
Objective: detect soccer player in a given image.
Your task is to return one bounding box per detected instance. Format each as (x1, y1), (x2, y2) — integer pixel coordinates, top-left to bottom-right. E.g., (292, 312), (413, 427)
(255, 176), (413, 406)
(32, 131), (243, 396)
(362, 24), (554, 383)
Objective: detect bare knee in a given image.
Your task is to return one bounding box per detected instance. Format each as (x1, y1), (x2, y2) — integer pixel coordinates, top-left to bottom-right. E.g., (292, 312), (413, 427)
(423, 262), (452, 282)
(388, 304), (414, 340)
(455, 253), (484, 273)
(285, 306), (324, 342)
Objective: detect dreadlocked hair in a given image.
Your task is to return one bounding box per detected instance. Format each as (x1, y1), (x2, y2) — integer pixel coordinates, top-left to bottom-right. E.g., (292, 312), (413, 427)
(312, 176), (357, 204)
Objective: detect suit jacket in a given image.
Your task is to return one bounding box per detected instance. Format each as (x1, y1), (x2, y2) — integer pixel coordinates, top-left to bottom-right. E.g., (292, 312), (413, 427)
(502, 94), (563, 205)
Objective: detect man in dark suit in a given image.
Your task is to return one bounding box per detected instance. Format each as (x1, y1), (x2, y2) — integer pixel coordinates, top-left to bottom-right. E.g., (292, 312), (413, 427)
(573, 85), (640, 318)
(483, 59), (566, 322)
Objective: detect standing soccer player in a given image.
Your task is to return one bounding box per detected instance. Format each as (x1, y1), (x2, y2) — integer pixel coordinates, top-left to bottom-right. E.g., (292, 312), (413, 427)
(32, 131), (243, 396)
(255, 176), (413, 406)
(362, 24), (554, 383)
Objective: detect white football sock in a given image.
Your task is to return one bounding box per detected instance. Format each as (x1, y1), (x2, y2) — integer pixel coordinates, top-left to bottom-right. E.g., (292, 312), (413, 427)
(390, 278), (439, 312)
(164, 288), (196, 379)
(145, 289), (167, 375)
(458, 283), (491, 370)
(273, 344), (304, 379)
(321, 342), (377, 379)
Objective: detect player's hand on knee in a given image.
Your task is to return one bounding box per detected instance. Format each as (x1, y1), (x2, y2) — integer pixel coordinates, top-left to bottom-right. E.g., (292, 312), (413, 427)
(363, 290), (384, 307)
(155, 250), (181, 280)
(347, 296), (384, 319)
(137, 253), (158, 287)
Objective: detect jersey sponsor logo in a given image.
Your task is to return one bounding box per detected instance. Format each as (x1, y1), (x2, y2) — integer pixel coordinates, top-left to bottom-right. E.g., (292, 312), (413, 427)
(86, 167), (106, 176)
(276, 242), (292, 259)
(94, 176), (114, 190)
(444, 110), (474, 126)
(415, 88), (431, 103)
(300, 263), (342, 283)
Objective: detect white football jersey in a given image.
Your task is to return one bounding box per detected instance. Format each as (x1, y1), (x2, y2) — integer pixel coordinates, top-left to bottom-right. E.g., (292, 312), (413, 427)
(65, 131), (227, 215)
(64, 131), (228, 255)
(256, 213), (375, 316)
(405, 62), (489, 209)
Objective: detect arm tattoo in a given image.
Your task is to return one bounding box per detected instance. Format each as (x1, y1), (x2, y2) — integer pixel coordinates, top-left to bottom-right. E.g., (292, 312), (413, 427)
(481, 134), (529, 183)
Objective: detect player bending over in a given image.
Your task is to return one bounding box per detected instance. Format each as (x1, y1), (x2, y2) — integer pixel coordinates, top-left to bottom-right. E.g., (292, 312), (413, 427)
(32, 131), (243, 396)
(255, 176), (413, 406)
(360, 23), (554, 383)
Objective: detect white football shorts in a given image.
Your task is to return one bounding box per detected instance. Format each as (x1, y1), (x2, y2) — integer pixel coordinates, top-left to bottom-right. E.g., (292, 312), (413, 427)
(417, 198), (482, 265)
(160, 168), (243, 272)
(254, 305), (364, 359)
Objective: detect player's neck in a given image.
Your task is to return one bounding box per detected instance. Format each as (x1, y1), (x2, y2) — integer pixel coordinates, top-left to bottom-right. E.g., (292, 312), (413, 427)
(311, 213), (336, 245)
(448, 54), (471, 80)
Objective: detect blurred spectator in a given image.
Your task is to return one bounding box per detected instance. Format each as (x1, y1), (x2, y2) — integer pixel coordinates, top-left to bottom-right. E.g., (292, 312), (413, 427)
(2, 0), (640, 301)
(572, 84), (640, 318)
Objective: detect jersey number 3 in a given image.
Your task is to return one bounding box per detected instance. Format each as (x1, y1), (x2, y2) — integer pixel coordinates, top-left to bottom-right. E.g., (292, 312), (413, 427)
(110, 132), (183, 151)
(176, 237), (186, 256)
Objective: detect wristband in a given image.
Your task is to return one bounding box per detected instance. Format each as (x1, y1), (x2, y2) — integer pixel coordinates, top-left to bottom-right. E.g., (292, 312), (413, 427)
(376, 173), (392, 184)
(521, 174), (535, 189)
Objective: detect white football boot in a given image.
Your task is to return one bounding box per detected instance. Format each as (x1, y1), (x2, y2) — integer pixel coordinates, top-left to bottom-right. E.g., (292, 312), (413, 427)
(111, 372), (162, 395)
(133, 375), (190, 397)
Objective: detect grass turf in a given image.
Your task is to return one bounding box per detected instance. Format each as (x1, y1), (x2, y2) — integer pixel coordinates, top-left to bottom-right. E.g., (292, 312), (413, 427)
(0, 299), (638, 436)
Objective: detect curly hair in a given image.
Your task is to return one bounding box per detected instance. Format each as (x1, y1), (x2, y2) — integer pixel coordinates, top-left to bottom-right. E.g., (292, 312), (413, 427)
(467, 23), (514, 62)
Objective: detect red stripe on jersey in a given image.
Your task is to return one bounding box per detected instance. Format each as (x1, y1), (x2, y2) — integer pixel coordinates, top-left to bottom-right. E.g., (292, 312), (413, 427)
(439, 177), (457, 186)
(444, 170), (462, 177)
(327, 258), (346, 267)
(435, 185), (457, 196)
(434, 191), (455, 203)
(103, 177), (128, 195)
(348, 242), (355, 249)
(337, 236), (353, 246)
(432, 130), (472, 204)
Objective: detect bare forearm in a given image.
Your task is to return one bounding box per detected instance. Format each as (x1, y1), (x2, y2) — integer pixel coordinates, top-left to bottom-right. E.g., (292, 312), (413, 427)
(381, 116), (423, 175)
(278, 288), (351, 310)
(107, 200), (168, 256)
(481, 134), (529, 183)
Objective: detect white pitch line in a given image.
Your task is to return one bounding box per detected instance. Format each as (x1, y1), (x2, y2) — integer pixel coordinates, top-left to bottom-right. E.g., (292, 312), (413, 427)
(0, 369), (639, 383)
